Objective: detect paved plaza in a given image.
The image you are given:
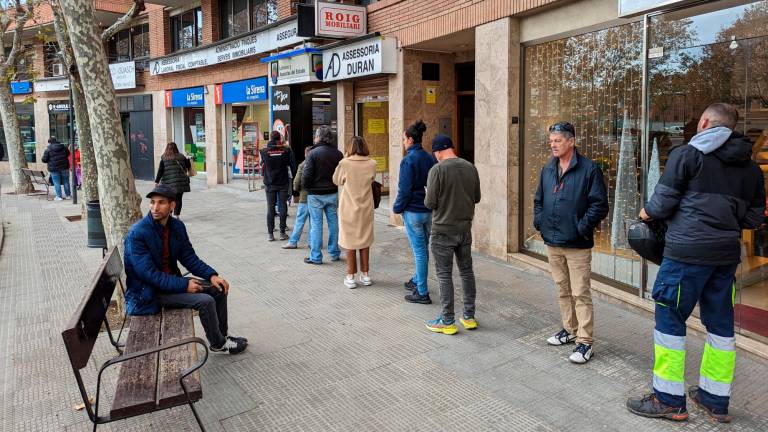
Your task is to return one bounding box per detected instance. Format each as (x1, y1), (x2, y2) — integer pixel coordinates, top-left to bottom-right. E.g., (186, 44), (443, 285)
(1, 175), (768, 432)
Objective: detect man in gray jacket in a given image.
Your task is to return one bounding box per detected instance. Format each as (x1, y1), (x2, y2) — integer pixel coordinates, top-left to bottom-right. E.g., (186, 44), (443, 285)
(423, 135), (481, 335)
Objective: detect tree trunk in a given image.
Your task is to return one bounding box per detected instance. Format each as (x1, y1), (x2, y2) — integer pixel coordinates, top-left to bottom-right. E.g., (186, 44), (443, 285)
(51, 1), (98, 204)
(59, 0), (142, 253)
(0, 81), (33, 194)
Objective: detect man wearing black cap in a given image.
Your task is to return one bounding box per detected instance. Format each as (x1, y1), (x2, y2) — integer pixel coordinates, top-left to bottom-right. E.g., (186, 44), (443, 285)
(423, 135), (481, 335)
(123, 184), (248, 354)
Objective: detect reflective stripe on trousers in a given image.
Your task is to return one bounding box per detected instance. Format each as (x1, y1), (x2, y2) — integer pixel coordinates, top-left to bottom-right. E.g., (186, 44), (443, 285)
(653, 329), (686, 396)
(699, 333), (736, 397)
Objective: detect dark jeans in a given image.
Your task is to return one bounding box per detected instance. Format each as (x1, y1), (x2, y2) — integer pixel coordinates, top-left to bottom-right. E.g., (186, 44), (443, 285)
(431, 231), (476, 322)
(266, 186), (289, 233)
(157, 287), (228, 347)
(175, 192), (184, 216)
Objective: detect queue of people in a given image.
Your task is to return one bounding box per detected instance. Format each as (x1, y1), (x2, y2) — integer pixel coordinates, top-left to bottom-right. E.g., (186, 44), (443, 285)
(123, 102), (760, 424)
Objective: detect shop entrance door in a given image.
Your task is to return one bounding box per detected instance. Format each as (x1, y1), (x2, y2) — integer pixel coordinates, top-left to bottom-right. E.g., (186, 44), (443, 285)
(127, 112), (155, 181)
(648, 1), (768, 341)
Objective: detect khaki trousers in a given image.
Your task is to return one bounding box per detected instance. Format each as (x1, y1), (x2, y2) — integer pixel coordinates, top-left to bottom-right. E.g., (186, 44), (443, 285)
(547, 246), (594, 345)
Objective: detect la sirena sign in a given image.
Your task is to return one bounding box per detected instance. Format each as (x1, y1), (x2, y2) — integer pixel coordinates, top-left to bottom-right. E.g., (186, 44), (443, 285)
(315, 1), (366, 38)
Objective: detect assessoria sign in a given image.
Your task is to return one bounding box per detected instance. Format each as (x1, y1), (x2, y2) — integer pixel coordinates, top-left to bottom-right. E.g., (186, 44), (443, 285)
(149, 19), (305, 75)
(322, 37), (397, 82)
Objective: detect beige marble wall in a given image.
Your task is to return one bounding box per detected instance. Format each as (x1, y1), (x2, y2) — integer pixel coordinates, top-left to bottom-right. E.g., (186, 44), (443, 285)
(336, 82), (354, 153)
(473, 17), (521, 258)
(388, 48), (457, 225)
(152, 90), (170, 175)
(204, 85), (223, 186)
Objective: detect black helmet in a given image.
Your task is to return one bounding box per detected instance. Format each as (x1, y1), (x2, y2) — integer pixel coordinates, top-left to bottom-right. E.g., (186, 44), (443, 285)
(627, 219), (667, 265)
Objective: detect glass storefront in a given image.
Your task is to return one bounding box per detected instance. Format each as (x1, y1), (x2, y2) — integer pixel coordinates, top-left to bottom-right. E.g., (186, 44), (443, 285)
(229, 102), (269, 176)
(647, 0), (768, 342)
(0, 102), (35, 162)
(522, 21), (644, 290)
(522, 0), (768, 341)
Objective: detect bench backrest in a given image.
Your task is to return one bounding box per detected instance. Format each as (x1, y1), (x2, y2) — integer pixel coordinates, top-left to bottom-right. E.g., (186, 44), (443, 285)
(62, 247), (123, 369)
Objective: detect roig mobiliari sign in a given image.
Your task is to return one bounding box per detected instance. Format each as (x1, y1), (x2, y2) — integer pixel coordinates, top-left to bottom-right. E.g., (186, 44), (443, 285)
(315, 1), (367, 38)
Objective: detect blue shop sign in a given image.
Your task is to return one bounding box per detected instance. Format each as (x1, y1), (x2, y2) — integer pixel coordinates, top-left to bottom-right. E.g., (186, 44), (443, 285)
(164, 86), (205, 108)
(10, 81), (32, 94)
(217, 77), (268, 104)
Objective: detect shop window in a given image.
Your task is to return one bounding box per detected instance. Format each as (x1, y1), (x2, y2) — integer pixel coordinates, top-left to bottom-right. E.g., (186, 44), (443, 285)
(6, 46), (33, 81)
(522, 22), (644, 290)
(0, 103), (35, 162)
(220, 0), (277, 39)
(107, 24), (149, 63)
(171, 8), (203, 52)
(43, 42), (65, 77)
(357, 0), (378, 5)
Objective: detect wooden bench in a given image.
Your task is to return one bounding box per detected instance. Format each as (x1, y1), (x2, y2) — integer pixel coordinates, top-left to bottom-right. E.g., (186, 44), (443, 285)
(19, 168), (52, 200)
(62, 247), (209, 431)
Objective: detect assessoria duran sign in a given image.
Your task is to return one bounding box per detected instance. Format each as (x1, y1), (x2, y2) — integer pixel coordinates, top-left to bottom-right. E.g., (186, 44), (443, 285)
(322, 37), (397, 82)
(315, 1), (367, 38)
(149, 20), (305, 75)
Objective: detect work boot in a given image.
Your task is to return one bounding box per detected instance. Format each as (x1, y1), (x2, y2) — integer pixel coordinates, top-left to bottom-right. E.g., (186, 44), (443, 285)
(688, 386), (732, 423)
(626, 393), (689, 421)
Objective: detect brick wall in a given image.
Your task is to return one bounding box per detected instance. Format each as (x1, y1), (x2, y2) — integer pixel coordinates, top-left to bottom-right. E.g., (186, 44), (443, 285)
(201, 0), (220, 44)
(277, 0), (293, 19)
(148, 7), (170, 58)
(368, 0), (562, 46)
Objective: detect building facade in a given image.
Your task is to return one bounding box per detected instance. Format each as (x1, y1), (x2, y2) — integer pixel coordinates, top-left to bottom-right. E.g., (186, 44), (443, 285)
(1, 0), (766, 349)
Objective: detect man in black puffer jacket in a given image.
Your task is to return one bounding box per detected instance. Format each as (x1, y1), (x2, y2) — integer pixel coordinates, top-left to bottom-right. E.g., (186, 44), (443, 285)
(41, 137), (71, 201)
(302, 125), (343, 264)
(627, 103), (765, 423)
(260, 131), (295, 241)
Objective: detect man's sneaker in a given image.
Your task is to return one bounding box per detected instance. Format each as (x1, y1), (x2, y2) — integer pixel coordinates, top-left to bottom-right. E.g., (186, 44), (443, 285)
(330, 256), (341, 262)
(569, 343), (593, 364)
(268, 233), (275, 242)
(626, 393), (689, 421)
(210, 337), (247, 355)
(54, 196), (63, 201)
(404, 292), (431, 304)
(279, 232), (289, 241)
(281, 243), (297, 249)
(546, 329), (577, 346)
(460, 315), (478, 330)
(227, 334), (248, 343)
(304, 257), (322, 265)
(688, 386), (732, 423)
(404, 279), (416, 291)
(358, 274), (372, 286)
(425, 316), (458, 335)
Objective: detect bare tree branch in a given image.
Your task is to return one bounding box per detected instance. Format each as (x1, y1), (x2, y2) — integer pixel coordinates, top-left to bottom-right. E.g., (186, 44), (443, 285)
(101, 0), (145, 43)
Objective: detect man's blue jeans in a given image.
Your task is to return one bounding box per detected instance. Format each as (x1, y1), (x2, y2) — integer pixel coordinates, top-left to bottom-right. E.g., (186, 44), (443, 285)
(50, 170), (71, 199)
(288, 202), (310, 246)
(403, 211), (431, 295)
(308, 194), (340, 263)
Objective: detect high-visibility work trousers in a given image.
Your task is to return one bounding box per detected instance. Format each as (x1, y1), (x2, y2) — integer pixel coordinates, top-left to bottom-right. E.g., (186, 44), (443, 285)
(651, 258), (737, 413)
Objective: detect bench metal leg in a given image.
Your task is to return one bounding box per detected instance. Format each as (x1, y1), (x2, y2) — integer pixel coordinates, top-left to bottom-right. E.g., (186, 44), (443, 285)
(180, 342), (209, 432)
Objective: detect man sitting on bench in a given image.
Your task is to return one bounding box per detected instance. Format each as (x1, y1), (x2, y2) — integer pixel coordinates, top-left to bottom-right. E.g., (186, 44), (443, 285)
(124, 184), (248, 354)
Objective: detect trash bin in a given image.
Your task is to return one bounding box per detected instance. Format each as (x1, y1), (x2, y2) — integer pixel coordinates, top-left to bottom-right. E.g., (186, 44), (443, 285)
(86, 200), (107, 249)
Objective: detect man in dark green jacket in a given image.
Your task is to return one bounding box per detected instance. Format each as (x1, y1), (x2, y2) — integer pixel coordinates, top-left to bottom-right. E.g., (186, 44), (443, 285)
(423, 135), (481, 335)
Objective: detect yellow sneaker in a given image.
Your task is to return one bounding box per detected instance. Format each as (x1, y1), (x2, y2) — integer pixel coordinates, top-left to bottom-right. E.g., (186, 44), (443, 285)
(425, 316), (458, 335)
(460, 316), (478, 330)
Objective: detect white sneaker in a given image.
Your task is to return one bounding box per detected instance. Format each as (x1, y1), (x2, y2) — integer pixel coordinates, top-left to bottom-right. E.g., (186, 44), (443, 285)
(569, 343), (593, 364)
(54, 197), (63, 201)
(65, 195), (71, 200)
(210, 337), (247, 355)
(344, 275), (357, 289)
(547, 329), (576, 346)
(358, 274), (372, 286)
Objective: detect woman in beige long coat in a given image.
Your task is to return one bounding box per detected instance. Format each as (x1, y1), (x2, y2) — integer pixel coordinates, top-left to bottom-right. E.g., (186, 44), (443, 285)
(333, 136), (377, 289)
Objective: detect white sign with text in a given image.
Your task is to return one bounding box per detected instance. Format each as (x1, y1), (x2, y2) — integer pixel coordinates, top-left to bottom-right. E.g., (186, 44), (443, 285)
(315, 2), (367, 38)
(321, 37), (397, 82)
(149, 19), (305, 75)
(109, 61), (136, 90)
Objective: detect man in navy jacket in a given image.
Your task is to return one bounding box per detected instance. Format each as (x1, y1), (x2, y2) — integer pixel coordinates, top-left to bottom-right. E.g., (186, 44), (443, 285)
(534, 121), (608, 364)
(124, 184), (247, 354)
